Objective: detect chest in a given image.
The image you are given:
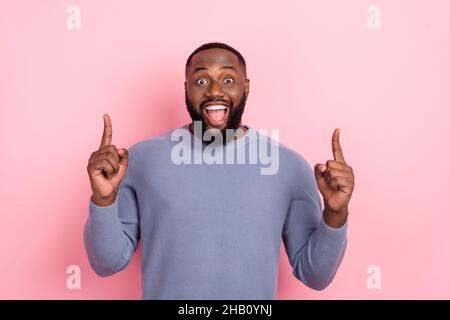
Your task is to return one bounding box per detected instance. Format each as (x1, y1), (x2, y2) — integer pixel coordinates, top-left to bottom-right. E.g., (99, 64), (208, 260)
(136, 162), (292, 236)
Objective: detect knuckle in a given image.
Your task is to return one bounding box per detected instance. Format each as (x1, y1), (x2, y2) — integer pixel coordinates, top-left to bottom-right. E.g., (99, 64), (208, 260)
(108, 154), (118, 165)
(108, 146), (119, 156)
(101, 159), (110, 168)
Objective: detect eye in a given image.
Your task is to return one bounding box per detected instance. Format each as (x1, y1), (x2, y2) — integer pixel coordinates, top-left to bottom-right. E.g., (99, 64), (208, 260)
(224, 77), (234, 84)
(196, 78), (208, 85)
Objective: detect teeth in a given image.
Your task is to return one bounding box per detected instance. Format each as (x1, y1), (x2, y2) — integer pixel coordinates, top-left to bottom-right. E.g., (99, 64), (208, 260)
(205, 105), (227, 110)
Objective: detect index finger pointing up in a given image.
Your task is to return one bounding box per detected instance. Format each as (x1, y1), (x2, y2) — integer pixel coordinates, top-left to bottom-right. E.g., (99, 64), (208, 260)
(99, 114), (112, 149)
(332, 128), (346, 163)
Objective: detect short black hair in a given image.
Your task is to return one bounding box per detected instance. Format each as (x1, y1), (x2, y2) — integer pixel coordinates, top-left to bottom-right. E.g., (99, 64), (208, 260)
(185, 42), (247, 76)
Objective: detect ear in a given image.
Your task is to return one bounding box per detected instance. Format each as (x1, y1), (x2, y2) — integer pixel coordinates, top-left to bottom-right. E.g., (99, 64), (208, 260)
(244, 78), (250, 97)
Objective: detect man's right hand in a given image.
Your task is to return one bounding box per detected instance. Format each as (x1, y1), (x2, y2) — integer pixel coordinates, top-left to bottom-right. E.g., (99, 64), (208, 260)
(87, 114), (129, 207)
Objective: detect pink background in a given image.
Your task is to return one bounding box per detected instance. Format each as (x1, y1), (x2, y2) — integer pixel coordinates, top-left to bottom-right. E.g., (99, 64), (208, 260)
(1, 0), (449, 299)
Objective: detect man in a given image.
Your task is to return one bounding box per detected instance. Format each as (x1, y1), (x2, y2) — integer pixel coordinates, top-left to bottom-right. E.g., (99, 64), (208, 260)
(84, 42), (355, 299)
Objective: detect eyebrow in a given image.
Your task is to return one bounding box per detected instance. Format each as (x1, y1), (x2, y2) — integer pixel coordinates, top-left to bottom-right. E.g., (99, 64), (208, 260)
(192, 65), (236, 74)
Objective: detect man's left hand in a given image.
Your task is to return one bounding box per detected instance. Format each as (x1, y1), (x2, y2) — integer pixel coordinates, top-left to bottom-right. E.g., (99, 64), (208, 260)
(314, 128), (355, 228)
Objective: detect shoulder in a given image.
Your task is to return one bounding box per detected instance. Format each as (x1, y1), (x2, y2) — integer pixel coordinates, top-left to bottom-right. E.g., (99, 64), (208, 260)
(255, 129), (317, 197)
(256, 129), (312, 173)
(129, 126), (181, 156)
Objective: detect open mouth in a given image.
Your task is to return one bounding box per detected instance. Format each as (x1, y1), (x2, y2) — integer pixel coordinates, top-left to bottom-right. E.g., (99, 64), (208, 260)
(203, 104), (229, 127)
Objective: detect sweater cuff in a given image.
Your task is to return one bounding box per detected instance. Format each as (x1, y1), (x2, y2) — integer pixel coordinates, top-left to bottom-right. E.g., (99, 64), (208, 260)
(88, 197), (119, 220)
(319, 215), (348, 239)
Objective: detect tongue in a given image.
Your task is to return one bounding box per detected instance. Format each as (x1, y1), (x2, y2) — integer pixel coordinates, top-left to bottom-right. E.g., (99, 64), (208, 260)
(207, 109), (225, 121)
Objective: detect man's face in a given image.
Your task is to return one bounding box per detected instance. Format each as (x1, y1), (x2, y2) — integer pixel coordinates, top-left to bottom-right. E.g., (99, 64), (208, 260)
(185, 48), (250, 136)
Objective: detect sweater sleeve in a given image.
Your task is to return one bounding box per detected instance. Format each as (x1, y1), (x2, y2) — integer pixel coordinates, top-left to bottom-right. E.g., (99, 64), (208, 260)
(282, 152), (348, 290)
(83, 146), (140, 277)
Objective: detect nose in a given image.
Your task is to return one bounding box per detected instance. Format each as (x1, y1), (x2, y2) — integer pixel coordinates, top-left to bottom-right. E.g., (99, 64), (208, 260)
(205, 80), (225, 99)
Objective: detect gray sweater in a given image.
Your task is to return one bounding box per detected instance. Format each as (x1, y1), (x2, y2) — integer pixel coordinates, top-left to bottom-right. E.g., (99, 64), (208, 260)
(84, 124), (348, 299)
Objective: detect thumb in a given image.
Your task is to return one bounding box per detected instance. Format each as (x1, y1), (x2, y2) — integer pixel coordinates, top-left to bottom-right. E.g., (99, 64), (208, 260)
(117, 148), (129, 167)
(314, 163), (327, 177)
(314, 163), (329, 193)
(110, 148), (128, 185)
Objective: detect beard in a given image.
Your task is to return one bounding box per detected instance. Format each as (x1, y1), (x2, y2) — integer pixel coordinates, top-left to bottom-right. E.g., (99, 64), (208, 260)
(185, 91), (247, 145)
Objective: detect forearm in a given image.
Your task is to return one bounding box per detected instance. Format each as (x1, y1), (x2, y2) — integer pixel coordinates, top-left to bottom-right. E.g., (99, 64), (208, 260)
(84, 198), (134, 277)
(295, 215), (348, 290)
